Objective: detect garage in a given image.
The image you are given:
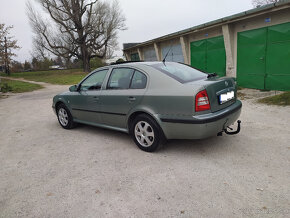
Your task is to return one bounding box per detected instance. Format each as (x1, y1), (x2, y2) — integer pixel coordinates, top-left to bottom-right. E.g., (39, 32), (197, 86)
(190, 36), (226, 77)
(237, 22), (290, 91)
(124, 1), (290, 91)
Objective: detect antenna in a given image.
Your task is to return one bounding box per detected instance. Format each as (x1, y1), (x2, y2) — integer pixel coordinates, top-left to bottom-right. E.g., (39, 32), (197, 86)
(162, 44), (173, 63)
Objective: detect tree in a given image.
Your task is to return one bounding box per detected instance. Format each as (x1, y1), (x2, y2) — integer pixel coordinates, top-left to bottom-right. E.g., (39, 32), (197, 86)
(27, 0), (126, 72)
(252, 0), (279, 7)
(0, 24), (20, 75)
(24, 61), (32, 70)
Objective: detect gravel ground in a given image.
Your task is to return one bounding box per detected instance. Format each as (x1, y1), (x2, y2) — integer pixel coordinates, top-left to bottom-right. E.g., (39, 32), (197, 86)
(0, 83), (289, 218)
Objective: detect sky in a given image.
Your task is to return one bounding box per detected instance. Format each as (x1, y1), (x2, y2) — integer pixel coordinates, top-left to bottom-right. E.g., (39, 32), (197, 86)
(0, 0), (253, 62)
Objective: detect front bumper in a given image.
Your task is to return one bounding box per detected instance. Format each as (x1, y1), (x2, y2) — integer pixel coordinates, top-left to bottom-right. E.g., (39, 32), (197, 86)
(158, 100), (242, 139)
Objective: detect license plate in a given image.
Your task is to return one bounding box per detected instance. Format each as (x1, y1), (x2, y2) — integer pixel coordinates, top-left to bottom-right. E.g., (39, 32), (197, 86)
(219, 91), (234, 104)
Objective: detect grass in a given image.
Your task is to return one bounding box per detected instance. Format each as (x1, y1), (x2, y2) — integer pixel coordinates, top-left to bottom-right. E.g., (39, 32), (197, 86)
(0, 69), (87, 85)
(0, 79), (43, 93)
(258, 92), (290, 106)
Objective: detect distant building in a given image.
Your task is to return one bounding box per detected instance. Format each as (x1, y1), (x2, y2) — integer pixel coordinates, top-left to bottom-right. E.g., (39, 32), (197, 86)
(123, 0), (290, 91)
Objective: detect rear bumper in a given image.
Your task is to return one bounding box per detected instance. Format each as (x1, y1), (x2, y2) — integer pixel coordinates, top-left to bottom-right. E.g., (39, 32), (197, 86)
(158, 100), (242, 139)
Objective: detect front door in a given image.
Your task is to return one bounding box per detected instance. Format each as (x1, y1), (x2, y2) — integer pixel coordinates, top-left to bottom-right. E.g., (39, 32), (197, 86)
(69, 69), (108, 124)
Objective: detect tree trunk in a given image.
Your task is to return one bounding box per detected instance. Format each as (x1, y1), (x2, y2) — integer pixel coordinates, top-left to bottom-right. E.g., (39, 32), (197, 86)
(4, 37), (10, 76)
(83, 57), (90, 73)
(81, 43), (91, 73)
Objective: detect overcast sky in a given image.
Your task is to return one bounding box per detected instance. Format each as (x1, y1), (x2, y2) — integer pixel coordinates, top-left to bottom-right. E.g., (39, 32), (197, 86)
(0, 0), (253, 62)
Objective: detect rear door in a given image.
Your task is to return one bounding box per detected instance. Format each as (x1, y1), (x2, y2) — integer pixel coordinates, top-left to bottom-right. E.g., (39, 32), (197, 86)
(99, 67), (147, 128)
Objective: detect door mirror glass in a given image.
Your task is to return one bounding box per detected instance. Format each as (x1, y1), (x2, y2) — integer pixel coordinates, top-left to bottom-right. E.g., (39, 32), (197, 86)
(69, 85), (78, 92)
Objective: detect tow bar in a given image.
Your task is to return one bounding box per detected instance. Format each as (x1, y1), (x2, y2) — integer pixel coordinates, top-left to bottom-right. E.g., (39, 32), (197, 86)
(217, 120), (241, 136)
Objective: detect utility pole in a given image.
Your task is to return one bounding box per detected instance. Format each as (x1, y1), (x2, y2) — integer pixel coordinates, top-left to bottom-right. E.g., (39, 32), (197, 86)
(4, 37), (10, 76)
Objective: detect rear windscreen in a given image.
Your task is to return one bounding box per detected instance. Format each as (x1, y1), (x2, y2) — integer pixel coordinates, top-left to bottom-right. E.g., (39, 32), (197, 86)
(150, 62), (207, 83)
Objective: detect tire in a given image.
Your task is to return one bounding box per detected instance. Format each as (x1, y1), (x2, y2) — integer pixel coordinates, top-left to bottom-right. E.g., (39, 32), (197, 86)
(56, 103), (76, 129)
(130, 114), (163, 152)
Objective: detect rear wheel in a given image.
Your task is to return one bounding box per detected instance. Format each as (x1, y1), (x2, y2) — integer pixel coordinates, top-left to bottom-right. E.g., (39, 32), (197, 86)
(56, 103), (76, 129)
(130, 114), (163, 152)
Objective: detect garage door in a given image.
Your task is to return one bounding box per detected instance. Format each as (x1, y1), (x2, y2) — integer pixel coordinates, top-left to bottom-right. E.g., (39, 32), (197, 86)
(190, 36), (226, 77)
(130, 53), (140, 61)
(144, 47), (157, 61)
(161, 44), (184, 63)
(237, 22), (290, 91)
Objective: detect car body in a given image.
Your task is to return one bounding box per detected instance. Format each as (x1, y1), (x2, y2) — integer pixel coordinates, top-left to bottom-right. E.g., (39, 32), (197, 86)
(53, 62), (242, 151)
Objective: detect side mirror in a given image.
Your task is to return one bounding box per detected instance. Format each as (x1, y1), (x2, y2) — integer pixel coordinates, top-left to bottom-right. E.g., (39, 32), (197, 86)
(69, 85), (78, 92)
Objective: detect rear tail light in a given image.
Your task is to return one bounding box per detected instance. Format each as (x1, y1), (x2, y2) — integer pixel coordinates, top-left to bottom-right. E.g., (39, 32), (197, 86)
(195, 89), (211, 112)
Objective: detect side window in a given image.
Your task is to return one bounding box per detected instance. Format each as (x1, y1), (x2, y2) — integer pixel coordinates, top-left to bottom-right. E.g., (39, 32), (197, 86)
(130, 70), (147, 89)
(80, 69), (108, 91)
(107, 68), (134, 89)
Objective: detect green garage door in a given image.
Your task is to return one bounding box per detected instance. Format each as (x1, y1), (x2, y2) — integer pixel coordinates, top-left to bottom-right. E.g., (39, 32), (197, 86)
(237, 22), (290, 91)
(131, 53), (140, 61)
(190, 36), (226, 77)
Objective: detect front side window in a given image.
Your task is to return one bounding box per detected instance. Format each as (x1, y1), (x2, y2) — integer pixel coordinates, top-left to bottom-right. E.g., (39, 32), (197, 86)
(107, 68), (134, 89)
(80, 69), (108, 91)
(130, 70), (147, 89)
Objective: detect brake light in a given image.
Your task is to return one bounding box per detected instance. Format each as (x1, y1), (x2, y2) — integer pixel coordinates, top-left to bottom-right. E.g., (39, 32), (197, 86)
(195, 89), (211, 112)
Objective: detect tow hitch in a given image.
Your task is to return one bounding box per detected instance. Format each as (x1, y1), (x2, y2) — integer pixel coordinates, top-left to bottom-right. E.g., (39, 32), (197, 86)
(217, 120), (241, 136)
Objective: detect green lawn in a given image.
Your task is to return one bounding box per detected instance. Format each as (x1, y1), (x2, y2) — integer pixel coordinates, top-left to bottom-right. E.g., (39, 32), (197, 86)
(0, 69), (87, 85)
(0, 79), (43, 93)
(258, 92), (290, 106)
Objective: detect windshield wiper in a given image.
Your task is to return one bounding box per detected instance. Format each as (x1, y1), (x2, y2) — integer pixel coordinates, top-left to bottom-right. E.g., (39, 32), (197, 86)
(207, 73), (217, 78)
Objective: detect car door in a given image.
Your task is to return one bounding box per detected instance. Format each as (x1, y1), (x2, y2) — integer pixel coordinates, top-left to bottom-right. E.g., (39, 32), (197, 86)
(99, 67), (148, 128)
(69, 69), (108, 124)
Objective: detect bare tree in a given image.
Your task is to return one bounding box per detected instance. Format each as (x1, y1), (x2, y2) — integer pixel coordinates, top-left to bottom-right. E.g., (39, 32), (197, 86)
(252, 0), (279, 7)
(27, 0), (126, 72)
(0, 24), (20, 75)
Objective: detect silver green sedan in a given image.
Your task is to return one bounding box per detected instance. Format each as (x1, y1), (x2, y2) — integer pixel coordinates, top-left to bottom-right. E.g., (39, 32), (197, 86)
(53, 62), (242, 152)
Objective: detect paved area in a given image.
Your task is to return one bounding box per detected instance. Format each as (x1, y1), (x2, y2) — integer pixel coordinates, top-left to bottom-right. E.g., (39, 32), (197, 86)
(0, 82), (289, 218)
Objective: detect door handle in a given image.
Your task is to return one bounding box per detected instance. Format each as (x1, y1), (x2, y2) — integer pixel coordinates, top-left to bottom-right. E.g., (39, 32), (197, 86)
(93, 96), (99, 100)
(128, 96), (136, 101)
(260, 57), (264, 60)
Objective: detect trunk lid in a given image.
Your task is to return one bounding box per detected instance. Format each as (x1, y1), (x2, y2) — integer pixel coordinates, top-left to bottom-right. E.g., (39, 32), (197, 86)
(187, 77), (237, 113)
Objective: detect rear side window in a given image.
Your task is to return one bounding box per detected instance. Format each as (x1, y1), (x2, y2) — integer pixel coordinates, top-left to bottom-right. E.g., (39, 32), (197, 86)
(151, 62), (207, 83)
(107, 68), (134, 89)
(130, 70), (147, 89)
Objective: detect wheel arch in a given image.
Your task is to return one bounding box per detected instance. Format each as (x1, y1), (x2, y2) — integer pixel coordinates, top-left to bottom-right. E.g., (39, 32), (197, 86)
(127, 110), (164, 137)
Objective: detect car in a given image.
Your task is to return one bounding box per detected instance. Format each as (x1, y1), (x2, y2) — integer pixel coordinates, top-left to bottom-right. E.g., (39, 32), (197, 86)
(52, 61), (242, 152)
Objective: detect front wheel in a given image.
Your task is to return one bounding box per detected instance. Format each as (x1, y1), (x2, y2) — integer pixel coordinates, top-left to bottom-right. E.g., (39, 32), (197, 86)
(56, 103), (76, 129)
(130, 114), (163, 152)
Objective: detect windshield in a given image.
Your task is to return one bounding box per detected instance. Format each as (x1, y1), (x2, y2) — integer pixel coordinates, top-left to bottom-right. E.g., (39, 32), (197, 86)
(151, 62), (207, 83)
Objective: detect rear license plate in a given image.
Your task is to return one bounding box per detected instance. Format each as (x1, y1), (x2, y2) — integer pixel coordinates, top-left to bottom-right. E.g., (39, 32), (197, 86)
(219, 91), (234, 104)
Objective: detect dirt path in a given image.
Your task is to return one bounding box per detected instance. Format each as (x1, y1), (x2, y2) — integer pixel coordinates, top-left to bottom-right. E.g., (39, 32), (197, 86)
(0, 84), (289, 217)
(0, 76), (51, 86)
